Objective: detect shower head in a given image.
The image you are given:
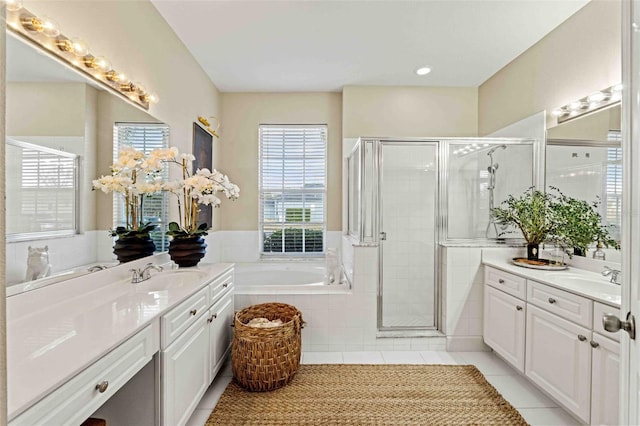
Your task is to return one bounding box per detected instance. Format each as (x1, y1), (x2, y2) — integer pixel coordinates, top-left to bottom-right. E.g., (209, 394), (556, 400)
(486, 145), (507, 156)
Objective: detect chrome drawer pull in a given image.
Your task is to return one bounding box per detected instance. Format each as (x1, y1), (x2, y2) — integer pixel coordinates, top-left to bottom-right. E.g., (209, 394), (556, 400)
(578, 334), (587, 342)
(190, 309), (197, 316)
(498, 279), (505, 284)
(590, 340), (600, 348)
(207, 315), (213, 323)
(516, 305), (523, 311)
(95, 381), (109, 393)
(222, 282), (229, 288)
(548, 298), (557, 304)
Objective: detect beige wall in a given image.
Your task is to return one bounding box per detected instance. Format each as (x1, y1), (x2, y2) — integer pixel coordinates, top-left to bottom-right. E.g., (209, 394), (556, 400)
(342, 86), (478, 138)
(6, 83), (86, 136)
(219, 92), (343, 231)
(478, 0), (621, 135)
(24, 0), (223, 228)
(95, 92), (161, 230)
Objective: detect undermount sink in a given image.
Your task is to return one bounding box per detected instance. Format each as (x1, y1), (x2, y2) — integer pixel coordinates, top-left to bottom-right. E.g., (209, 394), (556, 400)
(133, 269), (209, 292)
(545, 273), (615, 290)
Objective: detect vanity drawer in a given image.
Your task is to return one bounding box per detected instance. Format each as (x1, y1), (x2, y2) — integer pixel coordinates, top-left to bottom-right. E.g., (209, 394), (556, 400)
(485, 266), (526, 299)
(210, 269), (234, 303)
(162, 286), (209, 348)
(527, 280), (592, 327)
(10, 326), (155, 426)
(593, 301), (622, 342)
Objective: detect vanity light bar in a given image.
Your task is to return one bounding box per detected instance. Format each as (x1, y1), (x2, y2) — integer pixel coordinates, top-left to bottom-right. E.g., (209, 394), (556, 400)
(5, 2), (158, 110)
(552, 84), (622, 124)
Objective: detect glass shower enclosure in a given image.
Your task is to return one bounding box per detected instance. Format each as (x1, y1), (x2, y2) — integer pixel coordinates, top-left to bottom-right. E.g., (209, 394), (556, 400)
(347, 137), (536, 333)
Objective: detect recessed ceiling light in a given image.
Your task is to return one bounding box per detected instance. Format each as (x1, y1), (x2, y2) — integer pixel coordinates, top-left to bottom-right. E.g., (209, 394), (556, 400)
(415, 66), (431, 76)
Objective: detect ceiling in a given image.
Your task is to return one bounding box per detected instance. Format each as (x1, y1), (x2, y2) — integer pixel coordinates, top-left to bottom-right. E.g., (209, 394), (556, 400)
(152, 0), (590, 93)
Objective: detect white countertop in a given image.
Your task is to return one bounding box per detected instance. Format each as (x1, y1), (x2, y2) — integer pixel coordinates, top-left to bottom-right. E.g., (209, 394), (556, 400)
(482, 253), (621, 307)
(7, 260), (234, 420)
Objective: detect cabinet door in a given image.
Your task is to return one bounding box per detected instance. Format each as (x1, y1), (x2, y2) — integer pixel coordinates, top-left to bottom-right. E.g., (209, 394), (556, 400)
(483, 285), (526, 372)
(525, 304), (592, 423)
(162, 313), (209, 426)
(591, 335), (620, 426)
(209, 293), (234, 380)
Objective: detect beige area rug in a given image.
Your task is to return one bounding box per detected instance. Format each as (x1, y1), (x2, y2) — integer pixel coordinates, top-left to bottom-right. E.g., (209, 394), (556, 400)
(206, 364), (529, 425)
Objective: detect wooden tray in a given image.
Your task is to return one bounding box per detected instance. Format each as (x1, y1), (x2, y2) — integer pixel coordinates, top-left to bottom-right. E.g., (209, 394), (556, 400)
(511, 257), (568, 270)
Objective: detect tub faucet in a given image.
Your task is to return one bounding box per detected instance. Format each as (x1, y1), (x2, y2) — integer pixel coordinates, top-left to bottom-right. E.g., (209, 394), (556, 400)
(602, 266), (621, 285)
(130, 263), (164, 283)
(88, 265), (108, 272)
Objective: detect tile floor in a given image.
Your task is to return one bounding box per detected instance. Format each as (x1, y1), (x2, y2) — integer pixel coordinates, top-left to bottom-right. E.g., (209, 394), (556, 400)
(186, 351), (581, 426)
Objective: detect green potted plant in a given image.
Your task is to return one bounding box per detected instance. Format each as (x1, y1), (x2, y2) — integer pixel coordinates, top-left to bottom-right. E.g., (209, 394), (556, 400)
(549, 188), (620, 257)
(492, 188), (557, 260)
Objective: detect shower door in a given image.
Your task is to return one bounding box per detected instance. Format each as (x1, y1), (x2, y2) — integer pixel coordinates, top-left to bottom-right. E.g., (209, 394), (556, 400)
(379, 142), (438, 330)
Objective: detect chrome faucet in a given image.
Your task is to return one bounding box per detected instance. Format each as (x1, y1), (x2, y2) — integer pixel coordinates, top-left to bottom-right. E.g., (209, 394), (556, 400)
(130, 263), (164, 283)
(602, 266), (621, 284)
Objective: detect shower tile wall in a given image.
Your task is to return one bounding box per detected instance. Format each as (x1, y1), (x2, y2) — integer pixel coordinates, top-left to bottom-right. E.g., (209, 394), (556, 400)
(448, 144), (533, 239)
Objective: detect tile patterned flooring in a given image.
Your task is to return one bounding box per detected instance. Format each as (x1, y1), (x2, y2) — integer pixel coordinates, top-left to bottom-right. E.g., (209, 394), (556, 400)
(186, 351), (581, 426)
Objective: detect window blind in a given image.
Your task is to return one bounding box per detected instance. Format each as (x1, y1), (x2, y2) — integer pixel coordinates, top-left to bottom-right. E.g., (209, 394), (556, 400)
(113, 123), (170, 251)
(604, 131), (622, 240)
(259, 125), (327, 255)
(16, 144), (77, 234)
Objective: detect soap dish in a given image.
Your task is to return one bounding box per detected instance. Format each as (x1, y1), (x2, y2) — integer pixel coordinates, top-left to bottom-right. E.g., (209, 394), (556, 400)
(511, 257), (568, 270)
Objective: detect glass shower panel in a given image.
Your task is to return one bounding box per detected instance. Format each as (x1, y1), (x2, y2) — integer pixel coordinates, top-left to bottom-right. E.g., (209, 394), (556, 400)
(447, 141), (533, 239)
(380, 142), (437, 329)
(347, 143), (361, 238)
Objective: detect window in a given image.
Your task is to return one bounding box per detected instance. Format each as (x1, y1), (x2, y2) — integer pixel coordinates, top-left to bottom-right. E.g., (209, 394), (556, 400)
(604, 131), (622, 241)
(113, 123), (170, 251)
(259, 125), (327, 255)
(6, 139), (78, 238)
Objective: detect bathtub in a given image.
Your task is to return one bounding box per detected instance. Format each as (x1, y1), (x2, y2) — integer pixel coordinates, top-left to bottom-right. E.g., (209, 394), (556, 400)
(233, 261), (350, 294)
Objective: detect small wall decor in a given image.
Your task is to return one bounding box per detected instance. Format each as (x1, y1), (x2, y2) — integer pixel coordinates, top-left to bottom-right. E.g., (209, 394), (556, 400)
(193, 122), (213, 227)
(197, 116), (220, 138)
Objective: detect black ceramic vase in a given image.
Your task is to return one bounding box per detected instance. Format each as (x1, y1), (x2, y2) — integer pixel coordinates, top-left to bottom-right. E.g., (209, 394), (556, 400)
(527, 243), (539, 260)
(169, 236), (207, 267)
(113, 235), (156, 263)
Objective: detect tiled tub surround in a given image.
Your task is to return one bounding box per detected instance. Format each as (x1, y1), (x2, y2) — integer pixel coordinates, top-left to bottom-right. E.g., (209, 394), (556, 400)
(235, 237), (446, 352)
(6, 254), (233, 424)
(482, 252), (622, 425)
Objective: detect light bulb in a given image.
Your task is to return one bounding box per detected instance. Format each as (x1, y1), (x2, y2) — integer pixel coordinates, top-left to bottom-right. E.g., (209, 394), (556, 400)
(147, 93), (159, 104)
(587, 92), (606, 103)
(552, 109), (567, 117)
(134, 82), (147, 94)
(6, 0), (23, 11)
(40, 16), (60, 37)
(94, 56), (111, 71)
(71, 38), (89, 57)
(55, 35), (73, 53)
(415, 66), (431, 76)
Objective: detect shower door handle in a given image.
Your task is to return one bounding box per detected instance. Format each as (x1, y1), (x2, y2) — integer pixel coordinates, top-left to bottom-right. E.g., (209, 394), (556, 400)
(380, 232), (387, 241)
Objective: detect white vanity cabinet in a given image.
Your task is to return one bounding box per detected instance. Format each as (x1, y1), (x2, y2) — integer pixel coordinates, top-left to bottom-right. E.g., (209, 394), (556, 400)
(590, 302), (621, 426)
(160, 268), (234, 426)
(9, 325), (157, 426)
(483, 284), (526, 372)
(483, 265), (621, 425)
(525, 303), (592, 422)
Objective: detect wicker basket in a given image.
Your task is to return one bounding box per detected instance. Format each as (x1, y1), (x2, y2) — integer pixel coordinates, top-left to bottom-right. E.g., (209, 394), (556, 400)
(232, 302), (304, 392)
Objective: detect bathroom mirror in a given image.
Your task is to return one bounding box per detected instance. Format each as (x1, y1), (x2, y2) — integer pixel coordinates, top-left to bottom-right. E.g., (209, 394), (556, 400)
(546, 104), (622, 251)
(5, 32), (165, 292)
